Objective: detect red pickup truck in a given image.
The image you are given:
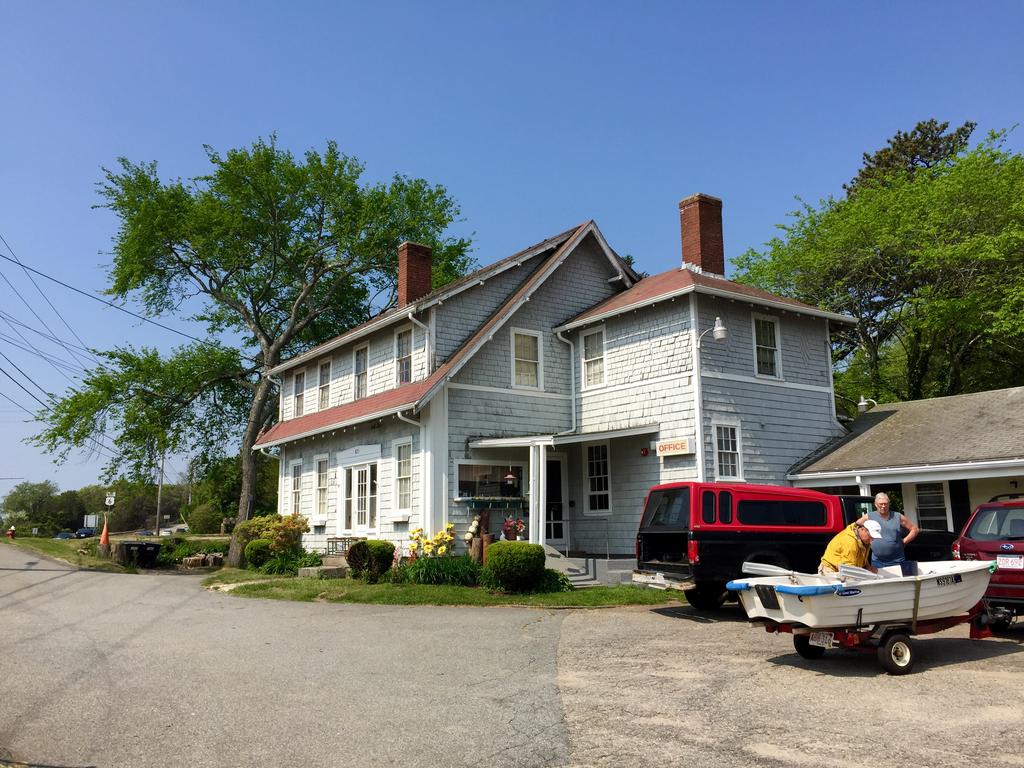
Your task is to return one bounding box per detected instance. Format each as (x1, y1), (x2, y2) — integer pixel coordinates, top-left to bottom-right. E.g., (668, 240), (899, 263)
(633, 481), (956, 609)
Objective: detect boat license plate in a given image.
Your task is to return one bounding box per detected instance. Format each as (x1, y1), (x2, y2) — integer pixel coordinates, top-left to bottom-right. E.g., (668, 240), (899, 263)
(809, 631), (834, 648)
(996, 555), (1024, 570)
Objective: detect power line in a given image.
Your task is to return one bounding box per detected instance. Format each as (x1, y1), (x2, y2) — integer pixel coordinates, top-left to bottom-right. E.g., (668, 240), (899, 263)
(0, 309), (95, 356)
(0, 247), (228, 350)
(0, 331), (84, 376)
(0, 232), (100, 368)
(0, 347), (52, 400)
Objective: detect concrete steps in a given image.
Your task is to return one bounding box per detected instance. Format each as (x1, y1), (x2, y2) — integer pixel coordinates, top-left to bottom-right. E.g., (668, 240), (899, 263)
(544, 546), (636, 588)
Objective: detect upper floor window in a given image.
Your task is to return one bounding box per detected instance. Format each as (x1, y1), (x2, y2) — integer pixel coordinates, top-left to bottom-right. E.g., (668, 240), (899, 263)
(293, 371), (305, 417)
(353, 345), (368, 399)
(395, 328), (413, 385)
(512, 329), (542, 389)
(318, 361), (331, 410)
(752, 314), (781, 378)
(582, 328), (605, 388)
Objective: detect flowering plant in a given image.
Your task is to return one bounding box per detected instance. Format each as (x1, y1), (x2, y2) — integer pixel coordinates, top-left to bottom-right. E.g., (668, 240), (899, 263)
(502, 517), (526, 537)
(408, 523), (456, 559)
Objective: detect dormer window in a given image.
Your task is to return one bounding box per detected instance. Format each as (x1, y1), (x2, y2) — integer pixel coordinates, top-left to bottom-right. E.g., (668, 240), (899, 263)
(293, 371), (305, 417)
(396, 327), (413, 385)
(318, 361), (331, 410)
(752, 314), (781, 379)
(354, 345), (368, 399)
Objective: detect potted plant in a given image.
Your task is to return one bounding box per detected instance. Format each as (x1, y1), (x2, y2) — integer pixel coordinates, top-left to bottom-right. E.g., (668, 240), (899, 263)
(502, 517), (526, 541)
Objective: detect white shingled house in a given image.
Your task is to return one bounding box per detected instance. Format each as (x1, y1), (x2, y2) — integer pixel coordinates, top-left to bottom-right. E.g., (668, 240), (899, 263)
(253, 194), (853, 557)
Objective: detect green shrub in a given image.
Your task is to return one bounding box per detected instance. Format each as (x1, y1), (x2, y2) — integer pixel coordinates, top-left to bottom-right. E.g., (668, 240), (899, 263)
(183, 502), (223, 535)
(535, 568), (573, 593)
(244, 538), (274, 569)
(346, 541), (370, 577)
(407, 554), (480, 586)
(366, 540), (396, 583)
(480, 541), (546, 593)
(155, 536), (200, 567)
(260, 552), (300, 575)
(199, 541), (229, 554)
(382, 563), (410, 584)
(235, 514), (309, 557)
(297, 550), (323, 568)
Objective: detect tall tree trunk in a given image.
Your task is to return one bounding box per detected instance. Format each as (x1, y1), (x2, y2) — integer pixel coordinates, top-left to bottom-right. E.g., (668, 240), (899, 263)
(904, 327), (932, 401)
(226, 373), (277, 568)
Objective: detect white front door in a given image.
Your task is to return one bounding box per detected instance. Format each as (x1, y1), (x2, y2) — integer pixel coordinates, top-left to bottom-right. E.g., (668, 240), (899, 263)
(342, 463), (378, 535)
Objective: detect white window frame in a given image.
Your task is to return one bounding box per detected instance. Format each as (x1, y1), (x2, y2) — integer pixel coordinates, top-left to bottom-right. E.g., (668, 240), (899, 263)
(751, 313), (782, 380)
(511, 328), (543, 390)
(394, 326), (414, 386)
(314, 453), (329, 521)
(292, 370), (306, 418)
(911, 481), (953, 532)
(453, 459), (527, 501)
(353, 343), (369, 400)
(317, 360), (332, 411)
(580, 327), (606, 390)
(583, 441), (612, 516)
(711, 420), (744, 481)
(288, 459), (303, 515)
(393, 438), (413, 513)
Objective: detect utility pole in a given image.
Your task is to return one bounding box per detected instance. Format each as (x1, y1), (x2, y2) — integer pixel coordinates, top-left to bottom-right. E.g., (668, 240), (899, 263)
(155, 450), (165, 534)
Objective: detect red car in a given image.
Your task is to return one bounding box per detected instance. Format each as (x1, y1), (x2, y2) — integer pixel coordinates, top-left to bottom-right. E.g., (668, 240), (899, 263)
(953, 495), (1024, 628)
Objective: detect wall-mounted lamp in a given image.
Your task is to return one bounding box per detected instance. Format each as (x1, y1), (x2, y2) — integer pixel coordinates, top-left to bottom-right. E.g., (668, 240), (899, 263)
(696, 317), (728, 348)
(857, 396), (878, 414)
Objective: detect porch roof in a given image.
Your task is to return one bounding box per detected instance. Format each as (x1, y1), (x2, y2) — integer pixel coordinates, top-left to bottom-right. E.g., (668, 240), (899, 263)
(468, 423), (660, 449)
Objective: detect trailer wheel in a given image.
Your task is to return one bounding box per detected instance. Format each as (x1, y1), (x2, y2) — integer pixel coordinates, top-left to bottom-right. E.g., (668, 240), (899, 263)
(793, 634), (826, 660)
(878, 633), (915, 675)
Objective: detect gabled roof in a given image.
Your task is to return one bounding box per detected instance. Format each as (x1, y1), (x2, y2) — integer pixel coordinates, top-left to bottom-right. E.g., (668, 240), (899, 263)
(554, 265), (853, 331)
(789, 387), (1024, 478)
(255, 221), (603, 449)
(270, 223), (634, 376)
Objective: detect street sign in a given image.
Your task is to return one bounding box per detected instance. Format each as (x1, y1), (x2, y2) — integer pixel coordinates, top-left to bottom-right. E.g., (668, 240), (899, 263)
(105, 494), (116, 507)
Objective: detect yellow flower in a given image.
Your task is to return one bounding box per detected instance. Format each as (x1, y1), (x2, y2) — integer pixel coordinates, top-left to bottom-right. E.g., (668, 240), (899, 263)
(437, 545), (447, 555)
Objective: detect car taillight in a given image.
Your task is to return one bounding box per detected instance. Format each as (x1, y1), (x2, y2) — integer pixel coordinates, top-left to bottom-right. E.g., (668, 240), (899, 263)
(952, 541), (960, 559)
(687, 538), (699, 564)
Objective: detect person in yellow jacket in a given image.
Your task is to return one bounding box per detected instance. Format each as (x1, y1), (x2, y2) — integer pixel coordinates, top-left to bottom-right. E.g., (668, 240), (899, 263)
(818, 520), (881, 575)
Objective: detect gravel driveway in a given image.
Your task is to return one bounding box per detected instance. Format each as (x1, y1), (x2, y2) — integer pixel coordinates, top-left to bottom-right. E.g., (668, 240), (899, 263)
(2, 543), (1022, 768)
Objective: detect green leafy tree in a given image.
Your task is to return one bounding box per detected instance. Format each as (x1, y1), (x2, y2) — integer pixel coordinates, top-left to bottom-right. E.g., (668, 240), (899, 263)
(32, 138), (473, 553)
(736, 129), (1024, 410)
(2, 481), (58, 520)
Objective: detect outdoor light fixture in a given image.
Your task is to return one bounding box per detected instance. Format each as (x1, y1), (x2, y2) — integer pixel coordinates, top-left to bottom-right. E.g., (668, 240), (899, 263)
(696, 317), (728, 348)
(857, 396), (878, 414)
(504, 468), (517, 485)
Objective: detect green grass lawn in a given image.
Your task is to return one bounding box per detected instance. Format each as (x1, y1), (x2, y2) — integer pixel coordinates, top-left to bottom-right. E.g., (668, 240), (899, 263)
(1, 536), (131, 572)
(204, 568), (681, 608)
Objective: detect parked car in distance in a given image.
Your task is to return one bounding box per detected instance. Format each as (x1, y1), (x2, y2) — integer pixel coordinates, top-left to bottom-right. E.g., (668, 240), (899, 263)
(953, 494), (1024, 628)
(135, 530), (155, 537)
(75, 527), (95, 538)
(54, 531), (75, 540)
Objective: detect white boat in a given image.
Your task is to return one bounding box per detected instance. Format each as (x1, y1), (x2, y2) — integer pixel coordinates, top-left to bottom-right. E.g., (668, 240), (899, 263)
(726, 560), (995, 629)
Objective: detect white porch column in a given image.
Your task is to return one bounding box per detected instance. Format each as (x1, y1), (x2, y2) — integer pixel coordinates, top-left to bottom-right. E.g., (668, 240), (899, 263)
(528, 443), (539, 544)
(537, 442), (548, 549)
(856, 475), (871, 496)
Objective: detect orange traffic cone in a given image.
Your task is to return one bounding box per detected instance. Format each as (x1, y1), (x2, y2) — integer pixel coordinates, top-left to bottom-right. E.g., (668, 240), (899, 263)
(98, 515), (111, 558)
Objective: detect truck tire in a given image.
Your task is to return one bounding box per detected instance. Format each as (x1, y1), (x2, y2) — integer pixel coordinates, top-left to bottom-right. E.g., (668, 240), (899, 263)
(878, 632), (915, 675)
(793, 634), (826, 660)
(684, 583), (727, 610)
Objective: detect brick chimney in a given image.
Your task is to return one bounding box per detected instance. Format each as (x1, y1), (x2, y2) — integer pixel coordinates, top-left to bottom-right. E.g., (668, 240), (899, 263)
(397, 241), (433, 308)
(679, 193), (724, 275)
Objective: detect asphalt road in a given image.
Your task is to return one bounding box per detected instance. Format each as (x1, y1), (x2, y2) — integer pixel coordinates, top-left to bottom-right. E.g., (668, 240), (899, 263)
(2, 543), (1023, 768)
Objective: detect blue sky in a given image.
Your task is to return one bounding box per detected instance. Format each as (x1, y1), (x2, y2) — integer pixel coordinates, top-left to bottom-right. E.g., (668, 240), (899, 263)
(1, 1), (1022, 495)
